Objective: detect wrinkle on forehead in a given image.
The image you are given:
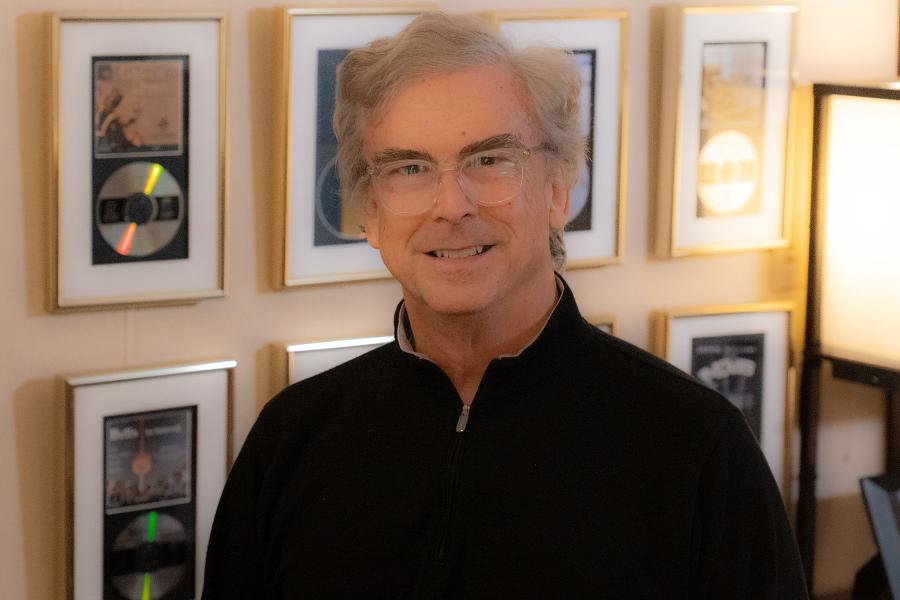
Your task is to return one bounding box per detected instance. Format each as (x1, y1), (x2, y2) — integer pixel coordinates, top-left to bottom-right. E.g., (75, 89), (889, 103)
(361, 64), (541, 155)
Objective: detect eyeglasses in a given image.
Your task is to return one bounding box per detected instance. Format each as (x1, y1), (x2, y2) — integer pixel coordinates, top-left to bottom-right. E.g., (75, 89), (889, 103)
(365, 144), (548, 216)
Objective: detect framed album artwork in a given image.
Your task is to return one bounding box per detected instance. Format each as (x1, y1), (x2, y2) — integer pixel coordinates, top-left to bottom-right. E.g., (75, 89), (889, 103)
(656, 303), (794, 493)
(287, 335), (393, 384)
(656, 5), (797, 257)
(861, 474), (900, 598)
(279, 6), (431, 287)
(65, 360), (235, 600)
(490, 10), (628, 267)
(49, 13), (228, 310)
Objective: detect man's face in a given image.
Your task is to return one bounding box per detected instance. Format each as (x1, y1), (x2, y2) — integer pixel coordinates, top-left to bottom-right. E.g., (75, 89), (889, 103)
(362, 65), (569, 319)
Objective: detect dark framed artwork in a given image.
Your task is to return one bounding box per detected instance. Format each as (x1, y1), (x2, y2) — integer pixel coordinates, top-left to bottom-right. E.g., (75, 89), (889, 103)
(65, 360), (235, 600)
(279, 6), (431, 286)
(656, 302), (795, 494)
(491, 9), (628, 267)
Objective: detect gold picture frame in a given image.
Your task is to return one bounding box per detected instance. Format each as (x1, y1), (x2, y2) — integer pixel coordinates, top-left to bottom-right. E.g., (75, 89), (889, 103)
(49, 12), (229, 310)
(588, 314), (617, 336)
(278, 5), (432, 287)
(487, 9), (628, 268)
(653, 301), (796, 497)
(64, 359), (236, 600)
(656, 5), (798, 258)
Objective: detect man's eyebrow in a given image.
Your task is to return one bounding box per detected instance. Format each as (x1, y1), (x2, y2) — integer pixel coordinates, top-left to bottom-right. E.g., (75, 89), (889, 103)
(370, 148), (435, 166)
(458, 133), (524, 156)
(369, 133), (525, 166)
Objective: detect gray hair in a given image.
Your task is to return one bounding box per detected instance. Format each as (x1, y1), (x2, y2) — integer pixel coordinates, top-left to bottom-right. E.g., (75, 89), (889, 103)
(333, 11), (586, 271)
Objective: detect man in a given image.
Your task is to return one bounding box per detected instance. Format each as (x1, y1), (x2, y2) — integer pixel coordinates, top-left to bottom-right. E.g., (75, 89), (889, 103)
(204, 12), (807, 599)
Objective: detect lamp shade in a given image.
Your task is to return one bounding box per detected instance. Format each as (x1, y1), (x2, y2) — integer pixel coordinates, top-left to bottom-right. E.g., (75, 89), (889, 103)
(815, 84), (900, 373)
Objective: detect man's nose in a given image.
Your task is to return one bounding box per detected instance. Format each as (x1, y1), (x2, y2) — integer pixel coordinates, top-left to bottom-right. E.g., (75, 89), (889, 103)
(430, 168), (476, 222)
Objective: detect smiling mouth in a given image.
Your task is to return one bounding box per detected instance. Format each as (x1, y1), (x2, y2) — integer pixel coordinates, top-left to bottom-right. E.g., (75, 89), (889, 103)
(426, 245), (493, 259)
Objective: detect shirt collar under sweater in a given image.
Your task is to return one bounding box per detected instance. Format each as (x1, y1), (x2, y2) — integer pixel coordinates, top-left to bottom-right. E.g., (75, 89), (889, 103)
(395, 275), (566, 360)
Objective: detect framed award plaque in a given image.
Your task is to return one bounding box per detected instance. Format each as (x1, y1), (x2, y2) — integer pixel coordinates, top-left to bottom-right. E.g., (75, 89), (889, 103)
(656, 5), (797, 257)
(49, 13), (228, 309)
(65, 360), (235, 600)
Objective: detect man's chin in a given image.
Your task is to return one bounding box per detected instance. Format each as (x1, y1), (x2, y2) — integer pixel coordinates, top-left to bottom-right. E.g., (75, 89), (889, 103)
(403, 284), (495, 319)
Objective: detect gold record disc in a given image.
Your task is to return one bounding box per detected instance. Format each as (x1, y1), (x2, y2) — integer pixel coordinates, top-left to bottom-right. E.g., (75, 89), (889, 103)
(96, 161), (185, 257)
(110, 511), (188, 600)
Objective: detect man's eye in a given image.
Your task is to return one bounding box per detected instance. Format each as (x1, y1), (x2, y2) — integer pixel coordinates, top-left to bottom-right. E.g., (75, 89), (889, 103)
(469, 151), (516, 171)
(387, 162), (429, 178)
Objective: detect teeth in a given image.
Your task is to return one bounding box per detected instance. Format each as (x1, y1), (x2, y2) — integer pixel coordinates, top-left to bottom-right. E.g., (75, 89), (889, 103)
(433, 246), (486, 259)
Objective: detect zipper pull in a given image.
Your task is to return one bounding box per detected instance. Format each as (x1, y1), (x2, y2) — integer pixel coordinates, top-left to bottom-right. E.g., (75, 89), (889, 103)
(455, 404), (471, 433)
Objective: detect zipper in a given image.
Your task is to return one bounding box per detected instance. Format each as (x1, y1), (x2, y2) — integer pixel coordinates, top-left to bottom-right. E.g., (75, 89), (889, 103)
(432, 403), (471, 561)
(455, 404), (471, 432)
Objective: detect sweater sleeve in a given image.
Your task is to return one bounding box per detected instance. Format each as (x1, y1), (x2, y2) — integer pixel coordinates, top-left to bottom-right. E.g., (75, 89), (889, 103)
(201, 397), (283, 599)
(690, 409), (809, 599)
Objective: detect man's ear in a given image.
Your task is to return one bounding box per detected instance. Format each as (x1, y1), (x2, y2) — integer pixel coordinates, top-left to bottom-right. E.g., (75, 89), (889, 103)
(548, 164), (570, 231)
(363, 193), (381, 249)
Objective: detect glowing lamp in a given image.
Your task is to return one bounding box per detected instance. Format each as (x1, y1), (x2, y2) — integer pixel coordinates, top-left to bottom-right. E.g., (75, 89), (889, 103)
(796, 83), (900, 588)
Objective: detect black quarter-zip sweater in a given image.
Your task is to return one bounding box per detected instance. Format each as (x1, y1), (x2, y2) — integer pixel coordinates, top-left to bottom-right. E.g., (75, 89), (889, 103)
(203, 281), (807, 599)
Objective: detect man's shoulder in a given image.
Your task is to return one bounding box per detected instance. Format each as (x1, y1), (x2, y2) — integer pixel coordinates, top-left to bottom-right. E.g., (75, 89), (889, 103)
(270, 341), (399, 415)
(575, 323), (739, 432)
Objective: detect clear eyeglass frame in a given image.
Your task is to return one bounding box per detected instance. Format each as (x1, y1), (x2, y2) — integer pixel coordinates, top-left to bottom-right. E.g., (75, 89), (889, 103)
(365, 144), (548, 216)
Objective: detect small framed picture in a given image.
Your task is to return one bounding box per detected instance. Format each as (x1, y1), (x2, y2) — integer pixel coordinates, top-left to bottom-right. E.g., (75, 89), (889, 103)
(490, 10), (627, 267)
(656, 5), (797, 257)
(656, 303), (794, 492)
(65, 360), (235, 600)
(50, 13), (228, 309)
(279, 6), (430, 287)
(286, 335), (393, 385)
(861, 474), (900, 597)
(589, 315), (617, 336)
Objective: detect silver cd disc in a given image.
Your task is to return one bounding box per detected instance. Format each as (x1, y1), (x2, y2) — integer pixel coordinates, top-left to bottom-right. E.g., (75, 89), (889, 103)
(111, 511), (187, 600)
(96, 161), (185, 257)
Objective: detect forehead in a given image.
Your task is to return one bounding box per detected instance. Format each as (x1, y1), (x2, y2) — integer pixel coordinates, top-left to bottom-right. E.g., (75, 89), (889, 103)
(362, 65), (539, 157)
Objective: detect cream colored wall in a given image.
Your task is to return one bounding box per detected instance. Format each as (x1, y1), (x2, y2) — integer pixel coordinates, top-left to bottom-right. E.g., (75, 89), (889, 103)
(1, 0), (896, 598)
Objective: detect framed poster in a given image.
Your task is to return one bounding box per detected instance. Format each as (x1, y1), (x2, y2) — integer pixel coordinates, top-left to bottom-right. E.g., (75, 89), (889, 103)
(279, 6), (431, 286)
(50, 13), (228, 309)
(656, 303), (794, 493)
(656, 5), (797, 257)
(286, 335), (393, 384)
(491, 10), (628, 267)
(861, 474), (900, 598)
(65, 360), (235, 600)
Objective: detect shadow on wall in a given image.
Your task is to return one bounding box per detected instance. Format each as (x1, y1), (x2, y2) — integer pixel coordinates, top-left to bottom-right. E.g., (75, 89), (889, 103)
(645, 6), (664, 260)
(246, 8), (282, 294)
(14, 377), (66, 600)
(16, 12), (50, 317)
